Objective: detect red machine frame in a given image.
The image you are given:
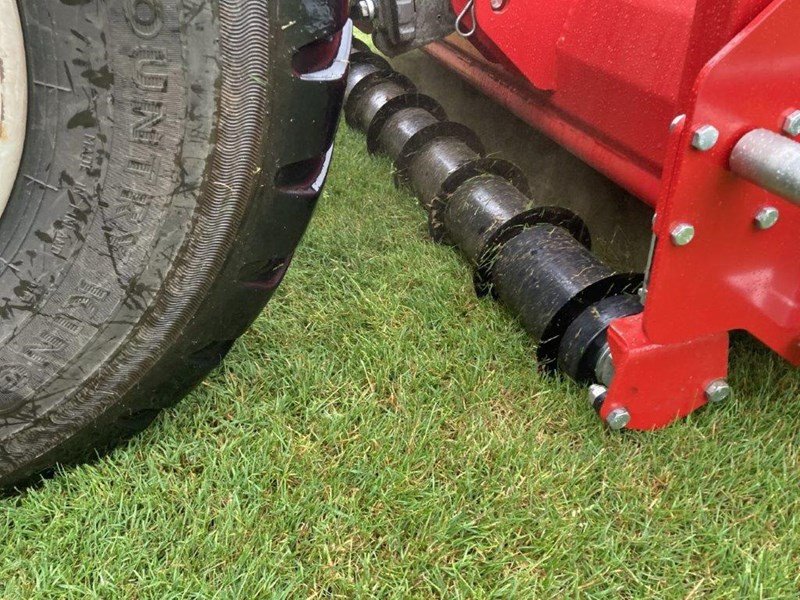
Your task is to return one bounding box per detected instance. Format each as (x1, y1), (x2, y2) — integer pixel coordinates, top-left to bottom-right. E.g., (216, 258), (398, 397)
(432, 0), (800, 429)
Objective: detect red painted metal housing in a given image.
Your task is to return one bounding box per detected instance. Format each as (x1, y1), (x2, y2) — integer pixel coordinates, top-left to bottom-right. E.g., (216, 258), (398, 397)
(435, 0), (800, 428)
(440, 0), (772, 204)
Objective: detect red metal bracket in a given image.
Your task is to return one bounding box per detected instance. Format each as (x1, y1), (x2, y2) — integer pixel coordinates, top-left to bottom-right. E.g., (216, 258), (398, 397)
(605, 315), (729, 430)
(439, 0), (798, 428)
(445, 0), (772, 205)
(607, 0), (800, 428)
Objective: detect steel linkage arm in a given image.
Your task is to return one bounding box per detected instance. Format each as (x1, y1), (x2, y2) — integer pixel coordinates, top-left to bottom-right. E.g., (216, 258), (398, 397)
(352, 0), (455, 56)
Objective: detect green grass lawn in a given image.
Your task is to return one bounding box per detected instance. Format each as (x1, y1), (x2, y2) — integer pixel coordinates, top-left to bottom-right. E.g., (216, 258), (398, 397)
(2, 125), (800, 598)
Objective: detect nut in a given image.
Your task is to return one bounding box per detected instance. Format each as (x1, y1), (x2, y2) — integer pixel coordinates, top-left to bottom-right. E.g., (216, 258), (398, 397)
(670, 223), (695, 246)
(692, 125), (720, 151)
(784, 110), (800, 137)
(606, 408), (631, 431)
(705, 379), (732, 403)
(587, 384), (608, 410)
(754, 206), (779, 230)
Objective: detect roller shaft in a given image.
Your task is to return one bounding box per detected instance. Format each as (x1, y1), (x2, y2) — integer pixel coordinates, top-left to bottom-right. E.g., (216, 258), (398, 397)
(345, 44), (643, 384)
(444, 175), (535, 265)
(490, 225), (640, 368)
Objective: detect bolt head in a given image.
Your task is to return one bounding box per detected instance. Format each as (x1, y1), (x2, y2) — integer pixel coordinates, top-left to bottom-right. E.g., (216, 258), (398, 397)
(490, 0), (506, 9)
(670, 223), (695, 246)
(588, 384), (608, 409)
(784, 110), (800, 137)
(754, 206), (780, 230)
(705, 379), (732, 403)
(669, 114), (686, 132)
(692, 125), (720, 151)
(606, 408), (631, 431)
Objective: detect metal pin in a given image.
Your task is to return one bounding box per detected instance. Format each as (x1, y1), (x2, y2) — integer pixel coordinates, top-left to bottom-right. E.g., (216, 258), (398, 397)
(455, 0), (477, 37)
(692, 125), (719, 151)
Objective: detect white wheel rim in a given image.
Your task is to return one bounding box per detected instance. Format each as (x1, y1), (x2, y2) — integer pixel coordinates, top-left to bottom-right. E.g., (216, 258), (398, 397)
(0, 0), (27, 218)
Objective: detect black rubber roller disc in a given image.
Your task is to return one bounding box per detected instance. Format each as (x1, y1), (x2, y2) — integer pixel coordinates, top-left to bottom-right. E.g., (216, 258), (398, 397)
(393, 121), (485, 186)
(349, 51), (391, 71)
(366, 94), (447, 154)
(344, 70), (415, 129)
(557, 295), (643, 383)
(345, 60), (385, 105)
(406, 138), (483, 210)
(473, 205), (592, 297)
(490, 225), (643, 370)
(536, 273), (644, 370)
(376, 108), (442, 163)
(428, 158), (531, 244)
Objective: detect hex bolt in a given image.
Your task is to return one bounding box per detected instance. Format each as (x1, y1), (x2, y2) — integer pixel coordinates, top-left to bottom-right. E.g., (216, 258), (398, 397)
(754, 206), (780, 230)
(490, 0), (506, 9)
(705, 379), (732, 403)
(784, 110), (800, 137)
(670, 223), (695, 246)
(692, 125), (720, 151)
(669, 114), (686, 132)
(606, 407), (631, 431)
(587, 384), (608, 410)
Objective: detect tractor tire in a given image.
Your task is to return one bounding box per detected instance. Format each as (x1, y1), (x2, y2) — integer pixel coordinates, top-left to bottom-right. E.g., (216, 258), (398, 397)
(0, 0), (350, 488)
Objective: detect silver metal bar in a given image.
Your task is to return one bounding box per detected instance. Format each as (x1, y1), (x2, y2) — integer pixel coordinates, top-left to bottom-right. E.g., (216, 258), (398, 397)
(730, 129), (800, 204)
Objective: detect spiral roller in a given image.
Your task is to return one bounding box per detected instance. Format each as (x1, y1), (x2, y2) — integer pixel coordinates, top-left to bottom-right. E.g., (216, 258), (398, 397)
(345, 44), (644, 387)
